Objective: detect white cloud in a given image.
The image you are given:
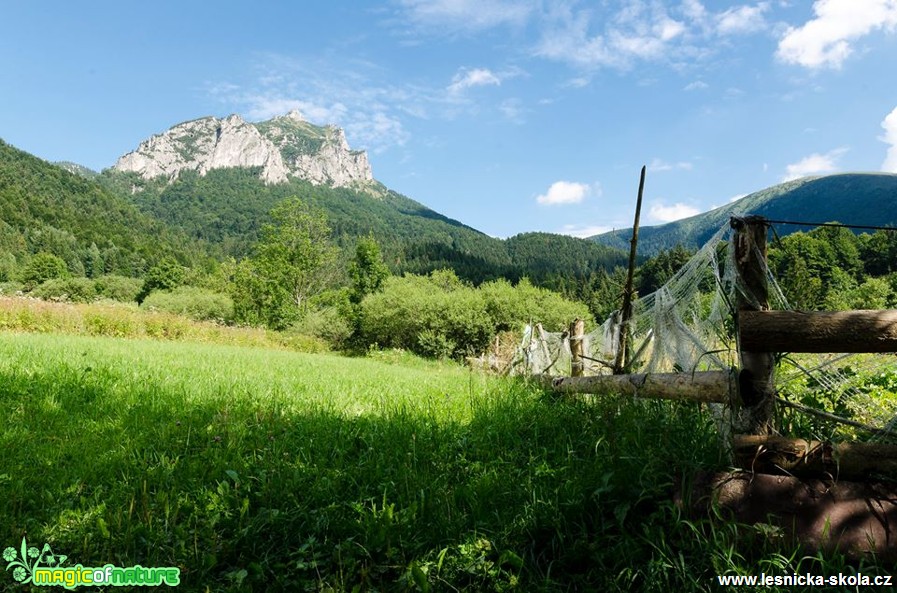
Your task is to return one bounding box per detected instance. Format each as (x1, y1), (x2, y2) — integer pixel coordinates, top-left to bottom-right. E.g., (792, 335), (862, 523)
(535, 4), (689, 69)
(536, 181), (592, 205)
(208, 55), (424, 154)
(782, 147), (849, 181)
(684, 80), (709, 91)
(499, 98), (526, 122)
(682, 0), (708, 23)
(649, 158), (693, 172)
(396, 0), (535, 32)
(243, 96), (347, 123)
(882, 106), (897, 172)
(648, 202), (701, 223)
(716, 3), (770, 35)
(447, 68), (501, 95)
(558, 224), (614, 238)
(777, 0), (897, 69)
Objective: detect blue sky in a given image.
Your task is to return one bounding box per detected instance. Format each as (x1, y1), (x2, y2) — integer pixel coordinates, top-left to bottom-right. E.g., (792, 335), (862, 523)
(2, 1), (897, 239)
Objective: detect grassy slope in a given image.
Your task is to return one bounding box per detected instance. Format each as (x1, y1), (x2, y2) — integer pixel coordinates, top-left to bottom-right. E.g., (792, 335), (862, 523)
(1, 333), (886, 591)
(594, 174), (897, 254)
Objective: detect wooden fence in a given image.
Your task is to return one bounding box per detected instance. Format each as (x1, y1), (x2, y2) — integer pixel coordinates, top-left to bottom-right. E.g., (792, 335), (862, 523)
(544, 216), (897, 480)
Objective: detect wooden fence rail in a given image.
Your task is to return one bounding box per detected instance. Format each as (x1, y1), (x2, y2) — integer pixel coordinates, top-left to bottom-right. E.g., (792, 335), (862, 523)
(543, 215), (897, 479)
(544, 370), (734, 404)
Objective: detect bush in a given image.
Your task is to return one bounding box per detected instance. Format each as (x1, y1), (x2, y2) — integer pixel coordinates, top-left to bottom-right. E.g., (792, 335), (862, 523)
(0, 281), (24, 295)
(141, 286), (234, 323)
(358, 270), (590, 359)
(290, 306), (353, 349)
(95, 275), (142, 302)
(84, 310), (138, 337)
(31, 277), (97, 302)
(359, 272), (492, 358)
(480, 277), (590, 333)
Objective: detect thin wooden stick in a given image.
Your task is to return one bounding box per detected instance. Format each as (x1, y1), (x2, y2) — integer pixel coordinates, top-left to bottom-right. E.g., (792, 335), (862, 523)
(614, 165), (646, 374)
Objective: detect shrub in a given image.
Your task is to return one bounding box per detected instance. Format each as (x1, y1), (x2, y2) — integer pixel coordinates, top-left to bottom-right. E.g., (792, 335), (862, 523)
(290, 306), (353, 349)
(359, 273), (493, 358)
(358, 270), (588, 359)
(141, 286), (234, 323)
(31, 277), (97, 302)
(144, 313), (191, 340)
(95, 275), (142, 302)
(0, 281), (24, 295)
(416, 328), (456, 359)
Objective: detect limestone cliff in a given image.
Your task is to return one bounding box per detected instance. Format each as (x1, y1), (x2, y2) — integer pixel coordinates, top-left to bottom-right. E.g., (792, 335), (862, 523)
(113, 111), (373, 188)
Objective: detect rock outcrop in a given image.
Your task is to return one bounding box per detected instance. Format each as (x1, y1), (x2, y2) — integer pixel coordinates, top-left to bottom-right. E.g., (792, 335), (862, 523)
(113, 111), (373, 188)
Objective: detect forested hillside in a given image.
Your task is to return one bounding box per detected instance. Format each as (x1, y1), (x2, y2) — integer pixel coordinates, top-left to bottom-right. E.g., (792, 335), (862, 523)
(0, 139), (200, 281)
(102, 166), (627, 285)
(594, 174), (897, 254)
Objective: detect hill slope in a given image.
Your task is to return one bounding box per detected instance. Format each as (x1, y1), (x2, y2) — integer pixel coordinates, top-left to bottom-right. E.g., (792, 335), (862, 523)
(593, 174), (897, 254)
(104, 166), (627, 284)
(0, 139), (198, 277)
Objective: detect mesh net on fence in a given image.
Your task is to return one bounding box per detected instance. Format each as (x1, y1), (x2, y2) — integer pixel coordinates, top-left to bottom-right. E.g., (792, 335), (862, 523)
(511, 221), (897, 443)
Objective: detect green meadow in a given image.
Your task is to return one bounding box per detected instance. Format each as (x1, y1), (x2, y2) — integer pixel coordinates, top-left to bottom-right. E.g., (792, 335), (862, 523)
(0, 332), (889, 592)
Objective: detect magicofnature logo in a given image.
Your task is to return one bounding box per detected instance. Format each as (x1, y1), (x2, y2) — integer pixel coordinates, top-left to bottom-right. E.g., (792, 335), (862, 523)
(4, 537), (179, 589)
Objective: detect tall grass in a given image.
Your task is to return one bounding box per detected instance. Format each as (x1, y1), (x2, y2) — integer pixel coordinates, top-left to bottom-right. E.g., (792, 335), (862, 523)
(0, 333), (890, 591)
(0, 296), (326, 352)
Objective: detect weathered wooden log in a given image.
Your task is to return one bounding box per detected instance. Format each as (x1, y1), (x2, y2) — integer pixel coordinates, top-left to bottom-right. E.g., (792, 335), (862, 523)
(734, 435), (897, 480)
(732, 216), (776, 435)
(740, 309), (897, 353)
(544, 370), (734, 404)
(569, 318), (585, 377)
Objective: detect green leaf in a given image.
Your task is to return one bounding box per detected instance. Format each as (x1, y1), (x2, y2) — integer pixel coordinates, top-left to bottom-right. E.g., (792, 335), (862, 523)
(410, 562), (429, 592)
(499, 550), (524, 571)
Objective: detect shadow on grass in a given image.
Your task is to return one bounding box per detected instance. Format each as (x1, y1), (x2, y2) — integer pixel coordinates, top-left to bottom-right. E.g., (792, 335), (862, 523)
(1, 365), (873, 592)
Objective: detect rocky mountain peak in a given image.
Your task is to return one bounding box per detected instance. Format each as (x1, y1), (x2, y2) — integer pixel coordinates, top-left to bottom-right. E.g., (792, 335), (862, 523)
(113, 112), (373, 188)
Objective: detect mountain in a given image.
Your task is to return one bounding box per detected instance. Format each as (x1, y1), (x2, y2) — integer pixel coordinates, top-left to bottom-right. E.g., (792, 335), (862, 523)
(53, 161), (98, 179)
(113, 111), (373, 188)
(592, 174), (897, 254)
(101, 111), (629, 285)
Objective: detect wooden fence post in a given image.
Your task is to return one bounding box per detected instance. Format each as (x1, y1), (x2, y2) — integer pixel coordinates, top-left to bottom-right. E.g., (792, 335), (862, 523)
(569, 318), (585, 377)
(731, 216), (776, 435)
(614, 165), (646, 374)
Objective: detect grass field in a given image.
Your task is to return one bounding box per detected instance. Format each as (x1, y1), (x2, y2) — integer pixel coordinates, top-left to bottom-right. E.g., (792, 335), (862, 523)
(0, 332), (891, 591)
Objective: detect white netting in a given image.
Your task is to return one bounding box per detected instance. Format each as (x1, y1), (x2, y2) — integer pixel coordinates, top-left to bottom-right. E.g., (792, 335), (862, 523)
(511, 219), (897, 443)
(514, 224), (738, 377)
